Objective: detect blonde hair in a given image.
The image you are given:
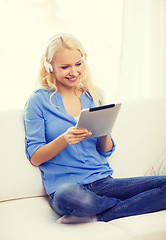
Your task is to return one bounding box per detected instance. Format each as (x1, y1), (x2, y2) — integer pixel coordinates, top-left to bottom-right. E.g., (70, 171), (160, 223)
(38, 34), (103, 106)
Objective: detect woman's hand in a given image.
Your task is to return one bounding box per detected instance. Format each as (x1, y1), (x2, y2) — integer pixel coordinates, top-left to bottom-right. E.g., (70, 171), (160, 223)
(63, 127), (92, 145)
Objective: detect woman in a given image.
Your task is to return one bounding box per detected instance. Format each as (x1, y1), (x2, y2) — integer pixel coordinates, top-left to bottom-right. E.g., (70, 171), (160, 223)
(24, 33), (166, 224)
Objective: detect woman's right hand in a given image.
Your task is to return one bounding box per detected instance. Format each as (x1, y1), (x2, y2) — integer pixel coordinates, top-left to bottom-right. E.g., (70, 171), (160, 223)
(63, 127), (92, 145)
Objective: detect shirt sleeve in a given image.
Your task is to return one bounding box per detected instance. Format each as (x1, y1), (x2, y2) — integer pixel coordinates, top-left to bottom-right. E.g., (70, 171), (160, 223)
(96, 134), (116, 158)
(24, 95), (46, 161)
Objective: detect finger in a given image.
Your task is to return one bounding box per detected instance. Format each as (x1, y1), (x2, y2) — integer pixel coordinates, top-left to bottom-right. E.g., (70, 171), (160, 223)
(68, 134), (92, 144)
(69, 128), (89, 135)
(68, 131), (92, 139)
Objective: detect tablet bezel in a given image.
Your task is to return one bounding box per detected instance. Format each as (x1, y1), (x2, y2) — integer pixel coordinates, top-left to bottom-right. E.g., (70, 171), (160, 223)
(76, 103), (121, 137)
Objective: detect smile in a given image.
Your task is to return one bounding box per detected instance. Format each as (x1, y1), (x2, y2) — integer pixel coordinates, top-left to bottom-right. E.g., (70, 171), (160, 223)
(65, 76), (79, 82)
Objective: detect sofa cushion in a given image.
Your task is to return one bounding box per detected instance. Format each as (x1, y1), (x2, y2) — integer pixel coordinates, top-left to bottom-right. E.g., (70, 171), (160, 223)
(112, 210), (166, 240)
(0, 110), (46, 202)
(1, 196), (165, 240)
(0, 197), (132, 240)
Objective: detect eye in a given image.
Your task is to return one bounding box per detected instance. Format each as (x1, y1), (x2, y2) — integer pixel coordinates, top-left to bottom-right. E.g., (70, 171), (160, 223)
(61, 66), (69, 69)
(76, 62), (82, 67)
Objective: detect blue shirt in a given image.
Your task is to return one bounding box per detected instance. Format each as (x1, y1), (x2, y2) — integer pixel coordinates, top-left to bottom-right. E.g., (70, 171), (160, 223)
(24, 89), (115, 195)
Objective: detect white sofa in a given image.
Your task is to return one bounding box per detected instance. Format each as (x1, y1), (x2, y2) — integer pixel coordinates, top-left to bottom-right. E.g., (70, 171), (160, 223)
(1, 99), (166, 240)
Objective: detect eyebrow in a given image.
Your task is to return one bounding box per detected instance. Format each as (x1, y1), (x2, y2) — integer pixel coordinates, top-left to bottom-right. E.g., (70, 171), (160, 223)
(60, 60), (82, 66)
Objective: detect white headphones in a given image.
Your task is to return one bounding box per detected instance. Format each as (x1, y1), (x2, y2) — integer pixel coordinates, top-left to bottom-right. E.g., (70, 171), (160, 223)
(43, 34), (85, 74)
(44, 56), (53, 73)
(43, 34), (62, 74)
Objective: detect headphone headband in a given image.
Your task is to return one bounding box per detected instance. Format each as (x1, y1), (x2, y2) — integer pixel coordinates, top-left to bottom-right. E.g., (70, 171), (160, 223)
(43, 33), (85, 73)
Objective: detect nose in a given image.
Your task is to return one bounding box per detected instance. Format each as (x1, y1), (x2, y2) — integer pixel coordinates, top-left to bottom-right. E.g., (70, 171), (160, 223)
(69, 67), (77, 76)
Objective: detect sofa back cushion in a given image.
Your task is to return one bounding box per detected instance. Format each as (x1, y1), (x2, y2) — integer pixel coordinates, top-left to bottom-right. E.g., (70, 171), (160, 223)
(110, 99), (166, 178)
(0, 110), (46, 202)
(1, 99), (166, 202)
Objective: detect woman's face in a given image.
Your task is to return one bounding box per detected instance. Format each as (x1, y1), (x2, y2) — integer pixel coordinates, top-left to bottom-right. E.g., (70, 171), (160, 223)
(52, 48), (84, 91)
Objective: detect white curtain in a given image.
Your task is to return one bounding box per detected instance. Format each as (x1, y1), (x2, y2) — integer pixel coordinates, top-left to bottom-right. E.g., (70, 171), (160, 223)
(118, 0), (166, 101)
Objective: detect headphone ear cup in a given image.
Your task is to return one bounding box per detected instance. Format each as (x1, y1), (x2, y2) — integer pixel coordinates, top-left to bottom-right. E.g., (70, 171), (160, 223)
(44, 57), (53, 73)
(81, 56), (85, 63)
(48, 63), (53, 73)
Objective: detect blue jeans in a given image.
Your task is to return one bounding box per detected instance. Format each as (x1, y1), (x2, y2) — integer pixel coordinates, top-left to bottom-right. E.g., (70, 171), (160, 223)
(49, 175), (166, 222)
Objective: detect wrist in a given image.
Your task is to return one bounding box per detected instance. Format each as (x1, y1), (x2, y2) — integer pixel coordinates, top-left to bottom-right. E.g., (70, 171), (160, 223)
(99, 134), (113, 152)
(100, 134), (109, 140)
(62, 132), (69, 146)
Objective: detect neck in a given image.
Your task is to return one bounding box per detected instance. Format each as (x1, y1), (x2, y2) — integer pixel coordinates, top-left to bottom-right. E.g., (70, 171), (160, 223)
(58, 87), (83, 99)
(58, 87), (75, 98)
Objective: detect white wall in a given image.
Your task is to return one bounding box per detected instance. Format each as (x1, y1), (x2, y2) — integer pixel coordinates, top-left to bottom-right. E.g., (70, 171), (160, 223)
(0, 0), (123, 109)
(0, 0), (165, 110)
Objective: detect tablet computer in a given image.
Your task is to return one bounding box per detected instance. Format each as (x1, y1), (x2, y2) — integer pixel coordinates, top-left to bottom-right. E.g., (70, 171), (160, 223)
(76, 103), (121, 137)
